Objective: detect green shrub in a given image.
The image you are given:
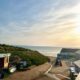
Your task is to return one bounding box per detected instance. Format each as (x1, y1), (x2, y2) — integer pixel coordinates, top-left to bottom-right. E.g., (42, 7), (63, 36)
(0, 44), (49, 67)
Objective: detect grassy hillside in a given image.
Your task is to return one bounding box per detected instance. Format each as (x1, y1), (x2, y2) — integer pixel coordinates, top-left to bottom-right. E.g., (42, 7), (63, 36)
(0, 44), (49, 66)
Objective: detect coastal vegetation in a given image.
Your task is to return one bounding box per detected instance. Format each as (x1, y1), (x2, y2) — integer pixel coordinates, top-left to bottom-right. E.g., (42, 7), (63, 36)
(0, 44), (49, 67)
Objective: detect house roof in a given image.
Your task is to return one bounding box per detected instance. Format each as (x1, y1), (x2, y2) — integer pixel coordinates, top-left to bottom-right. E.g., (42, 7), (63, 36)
(0, 53), (11, 58)
(76, 50), (80, 54)
(74, 60), (80, 68)
(76, 73), (80, 80)
(61, 48), (79, 53)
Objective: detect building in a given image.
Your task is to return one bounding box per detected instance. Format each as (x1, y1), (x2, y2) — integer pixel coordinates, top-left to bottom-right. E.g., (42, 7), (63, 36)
(0, 53), (11, 69)
(57, 53), (69, 59)
(74, 60), (80, 73)
(59, 48), (80, 60)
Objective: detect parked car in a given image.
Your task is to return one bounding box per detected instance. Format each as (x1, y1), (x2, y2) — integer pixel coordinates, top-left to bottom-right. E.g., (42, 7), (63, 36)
(9, 66), (16, 73)
(16, 61), (27, 71)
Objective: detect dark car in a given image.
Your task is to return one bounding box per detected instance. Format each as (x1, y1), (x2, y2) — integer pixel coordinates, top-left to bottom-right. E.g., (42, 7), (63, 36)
(16, 61), (27, 71)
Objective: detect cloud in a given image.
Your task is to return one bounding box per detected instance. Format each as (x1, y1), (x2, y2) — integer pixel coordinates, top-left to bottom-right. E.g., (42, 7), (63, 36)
(0, 0), (80, 47)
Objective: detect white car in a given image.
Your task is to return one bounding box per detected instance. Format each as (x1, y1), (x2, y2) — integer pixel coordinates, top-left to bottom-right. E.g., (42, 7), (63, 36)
(70, 66), (76, 73)
(9, 66), (16, 73)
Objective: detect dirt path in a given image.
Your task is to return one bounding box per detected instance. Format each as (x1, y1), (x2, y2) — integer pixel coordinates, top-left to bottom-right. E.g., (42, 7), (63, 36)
(50, 61), (69, 74)
(4, 63), (51, 80)
(49, 61), (70, 80)
(33, 75), (55, 80)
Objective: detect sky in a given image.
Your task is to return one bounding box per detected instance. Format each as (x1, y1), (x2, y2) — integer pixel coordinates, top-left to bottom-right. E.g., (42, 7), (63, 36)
(0, 0), (80, 47)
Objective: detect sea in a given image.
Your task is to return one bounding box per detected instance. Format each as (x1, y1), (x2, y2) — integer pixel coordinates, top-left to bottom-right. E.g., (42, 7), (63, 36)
(20, 46), (62, 57)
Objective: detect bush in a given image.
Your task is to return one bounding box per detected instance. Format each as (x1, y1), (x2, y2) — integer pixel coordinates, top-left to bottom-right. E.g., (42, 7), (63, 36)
(0, 44), (49, 67)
